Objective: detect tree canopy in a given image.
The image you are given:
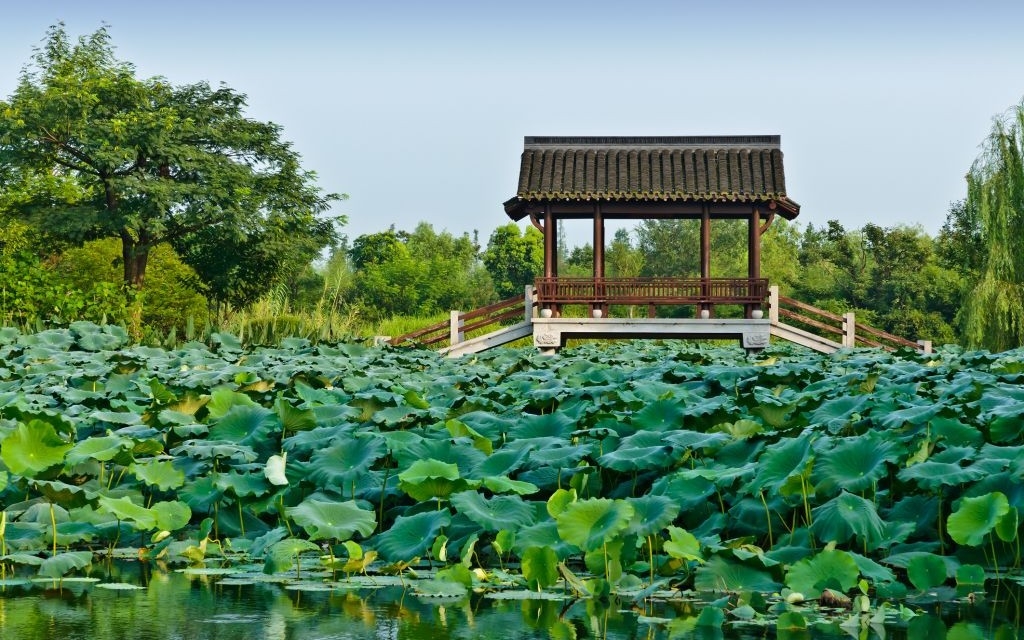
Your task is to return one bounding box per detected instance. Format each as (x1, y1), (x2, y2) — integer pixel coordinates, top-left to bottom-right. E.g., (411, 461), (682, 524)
(0, 24), (341, 300)
(962, 99), (1024, 351)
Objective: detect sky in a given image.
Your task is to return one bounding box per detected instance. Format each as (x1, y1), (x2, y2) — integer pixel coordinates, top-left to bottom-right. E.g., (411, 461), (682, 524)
(3, 0), (1024, 248)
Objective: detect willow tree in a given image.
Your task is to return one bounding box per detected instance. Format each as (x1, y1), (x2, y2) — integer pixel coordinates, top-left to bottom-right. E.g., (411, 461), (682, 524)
(962, 99), (1024, 351)
(0, 24), (340, 294)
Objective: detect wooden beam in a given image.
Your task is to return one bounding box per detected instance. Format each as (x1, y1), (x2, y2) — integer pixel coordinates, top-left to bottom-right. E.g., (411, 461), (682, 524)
(593, 203), (605, 279)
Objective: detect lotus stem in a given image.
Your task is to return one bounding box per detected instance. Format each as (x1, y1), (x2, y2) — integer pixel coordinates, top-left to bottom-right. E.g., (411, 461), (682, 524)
(760, 491), (773, 548)
(50, 503), (57, 556)
(238, 501), (245, 537)
(990, 535), (1001, 579)
(647, 535), (654, 587)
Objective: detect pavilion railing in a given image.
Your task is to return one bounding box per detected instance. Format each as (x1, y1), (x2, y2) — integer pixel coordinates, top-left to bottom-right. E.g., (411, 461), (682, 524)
(534, 277), (768, 307)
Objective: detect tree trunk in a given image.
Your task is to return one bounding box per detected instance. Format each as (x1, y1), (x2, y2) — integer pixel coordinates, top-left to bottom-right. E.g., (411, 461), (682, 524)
(121, 230), (150, 288)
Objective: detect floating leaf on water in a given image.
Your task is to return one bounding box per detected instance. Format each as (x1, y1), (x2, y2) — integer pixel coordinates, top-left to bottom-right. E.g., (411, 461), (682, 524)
(484, 589), (570, 601)
(178, 568), (241, 576)
(96, 582), (146, 590)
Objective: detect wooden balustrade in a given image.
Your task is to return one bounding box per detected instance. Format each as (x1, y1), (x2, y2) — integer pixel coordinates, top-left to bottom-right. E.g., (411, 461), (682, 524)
(534, 277), (768, 306)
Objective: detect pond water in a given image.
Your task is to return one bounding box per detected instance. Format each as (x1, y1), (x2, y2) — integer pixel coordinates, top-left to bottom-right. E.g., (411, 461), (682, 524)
(0, 562), (1021, 639)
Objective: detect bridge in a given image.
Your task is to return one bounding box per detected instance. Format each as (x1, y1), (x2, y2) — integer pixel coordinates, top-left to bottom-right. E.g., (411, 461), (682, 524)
(389, 135), (931, 356)
(388, 284), (932, 357)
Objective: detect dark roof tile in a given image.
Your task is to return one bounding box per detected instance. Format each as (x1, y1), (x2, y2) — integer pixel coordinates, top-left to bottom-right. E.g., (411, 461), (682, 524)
(506, 136), (799, 218)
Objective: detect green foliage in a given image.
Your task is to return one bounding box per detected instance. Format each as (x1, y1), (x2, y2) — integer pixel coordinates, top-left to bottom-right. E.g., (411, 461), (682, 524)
(0, 24), (341, 301)
(482, 223), (544, 298)
(962, 98), (1024, 350)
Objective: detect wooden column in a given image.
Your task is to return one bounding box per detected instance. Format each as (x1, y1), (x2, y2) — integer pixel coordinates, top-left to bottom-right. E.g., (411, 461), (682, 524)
(748, 208), (761, 318)
(700, 204), (711, 317)
(593, 204), (605, 316)
(543, 205), (555, 278)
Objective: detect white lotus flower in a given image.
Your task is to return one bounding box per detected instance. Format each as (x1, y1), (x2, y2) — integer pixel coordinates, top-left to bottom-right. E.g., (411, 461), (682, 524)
(265, 452), (288, 486)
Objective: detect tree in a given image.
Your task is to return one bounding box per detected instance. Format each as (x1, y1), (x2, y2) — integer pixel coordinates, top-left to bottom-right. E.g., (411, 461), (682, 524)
(962, 99), (1024, 351)
(0, 24), (341, 295)
(482, 223), (544, 299)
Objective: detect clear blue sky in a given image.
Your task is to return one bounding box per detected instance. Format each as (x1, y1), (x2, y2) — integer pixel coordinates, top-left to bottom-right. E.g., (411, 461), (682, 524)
(3, 1), (1023, 247)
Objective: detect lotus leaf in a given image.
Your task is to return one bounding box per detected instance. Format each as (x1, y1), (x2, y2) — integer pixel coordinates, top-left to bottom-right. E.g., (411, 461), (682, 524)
(151, 501), (192, 532)
(815, 432), (898, 494)
(663, 526), (702, 563)
(37, 550), (93, 579)
(450, 491), (534, 532)
(521, 546), (559, 590)
(907, 553), (948, 591)
(956, 564), (986, 586)
(750, 432), (812, 492)
(785, 550), (859, 599)
(694, 555), (778, 593)
(1, 419), (72, 476)
(480, 476), (538, 495)
(97, 496), (156, 530)
(307, 435), (385, 488)
(811, 492), (887, 550)
(208, 405), (277, 448)
(624, 496), (680, 540)
(130, 460), (186, 490)
(206, 388), (259, 420)
(275, 396), (316, 432)
(288, 499), (376, 541)
(947, 492), (1009, 546)
(66, 434), (133, 465)
(555, 498), (633, 552)
(374, 510), (450, 562)
(264, 538), (320, 574)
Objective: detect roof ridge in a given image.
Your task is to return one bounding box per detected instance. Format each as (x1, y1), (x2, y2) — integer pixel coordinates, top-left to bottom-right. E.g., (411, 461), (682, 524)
(524, 135), (781, 149)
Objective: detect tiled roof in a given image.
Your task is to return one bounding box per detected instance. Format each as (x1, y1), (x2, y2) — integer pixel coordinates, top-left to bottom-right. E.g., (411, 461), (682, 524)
(505, 136), (799, 218)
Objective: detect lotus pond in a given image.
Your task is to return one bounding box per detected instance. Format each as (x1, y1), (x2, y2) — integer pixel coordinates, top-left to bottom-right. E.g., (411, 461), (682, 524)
(2, 323), (1024, 637)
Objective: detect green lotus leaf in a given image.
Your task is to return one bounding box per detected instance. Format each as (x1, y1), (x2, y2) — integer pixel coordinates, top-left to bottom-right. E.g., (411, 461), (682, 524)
(472, 447), (530, 478)
(898, 460), (985, 489)
(66, 434), (133, 465)
(172, 440), (258, 463)
(374, 510), (450, 563)
(264, 538), (321, 574)
(90, 411), (142, 426)
(785, 549), (859, 599)
(996, 507), (1018, 542)
(847, 551), (896, 584)
(287, 499), (376, 541)
(875, 402), (941, 429)
(206, 387), (259, 420)
(480, 476), (538, 495)
(815, 432), (898, 494)
(811, 491), (887, 550)
(1, 419), (73, 476)
(2, 553), (44, 566)
(414, 578), (468, 598)
(130, 460), (185, 491)
(29, 479), (91, 508)
(52, 522), (98, 547)
(151, 500), (192, 532)
(307, 435), (385, 488)
(630, 399), (686, 431)
(510, 412), (575, 439)
(96, 496), (156, 530)
(663, 526), (702, 563)
(777, 611), (807, 631)
(546, 488), (577, 518)
(555, 498), (634, 552)
(956, 564), (986, 587)
(809, 396), (870, 432)
(215, 471), (270, 498)
(275, 395), (317, 432)
(750, 433), (811, 492)
(947, 492), (1009, 546)
(662, 430), (730, 452)
(521, 546), (559, 590)
(398, 458), (467, 501)
(907, 553), (947, 591)
(178, 475), (224, 512)
(930, 417), (983, 447)
(445, 419), (493, 455)
(584, 538), (623, 583)
(208, 405), (278, 447)
(598, 431), (681, 472)
(450, 491), (534, 532)
(37, 551), (93, 579)
(624, 496), (680, 539)
(694, 555), (779, 593)
(714, 419), (763, 439)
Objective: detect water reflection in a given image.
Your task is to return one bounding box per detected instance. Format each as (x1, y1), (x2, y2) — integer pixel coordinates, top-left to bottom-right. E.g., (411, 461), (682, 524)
(0, 562), (1020, 639)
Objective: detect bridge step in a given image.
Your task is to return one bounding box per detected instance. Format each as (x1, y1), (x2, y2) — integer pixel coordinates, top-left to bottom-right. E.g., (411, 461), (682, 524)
(441, 321), (534, 357)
